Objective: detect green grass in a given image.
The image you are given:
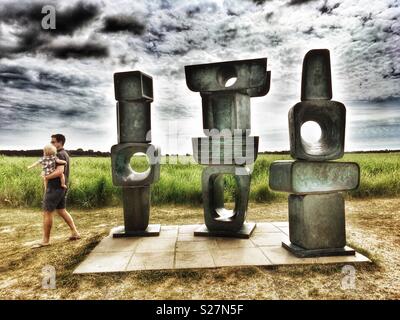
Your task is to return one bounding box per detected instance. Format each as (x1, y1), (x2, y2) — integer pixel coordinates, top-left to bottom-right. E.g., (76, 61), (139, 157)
(0, 153), (399, 208)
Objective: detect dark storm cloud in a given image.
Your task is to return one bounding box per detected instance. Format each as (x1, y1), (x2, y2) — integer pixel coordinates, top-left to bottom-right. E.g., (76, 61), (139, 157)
(0, 102), (59, 126)
(46, 41), (109, 59)
(38, 70), (91, 88)
(100, 15), (146, 35)
(251, 0), (270, 5)
(185, 5), (202, 18)
(318, 1), (340, 15)
(143, 28), (167, 56)
(287, 0), (318, 5)
(265, 12), (274, 21)
(0, 0), (399, 152)
(162, 22), (191, 33)
(143, 28), (206, 57)
(303, 26), (315, 34)
(0, 1), (104, 59)
(13, 29), (50, 54)
(0, 101), (97, 133)
(217, 26), (238, 47)
(0, 65), (57, 91)
(185, 2), (218, 18)
(0, 1), (101, 36)
(383, 67), (400, 79)
(0, 65), (91, 92)
(0, 61), (109, 139)
(51, 1), (101, 35)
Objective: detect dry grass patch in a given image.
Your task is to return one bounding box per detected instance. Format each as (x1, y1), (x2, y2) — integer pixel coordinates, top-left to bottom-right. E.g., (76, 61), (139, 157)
(0, 198), (399, 299)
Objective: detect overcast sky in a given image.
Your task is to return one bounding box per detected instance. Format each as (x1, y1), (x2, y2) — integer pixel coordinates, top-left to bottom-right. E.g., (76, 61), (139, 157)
(0, 0), (399, 153)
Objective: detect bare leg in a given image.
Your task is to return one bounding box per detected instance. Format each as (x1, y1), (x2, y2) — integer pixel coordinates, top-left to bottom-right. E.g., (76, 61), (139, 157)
(57, 208), (80, 238)
(42, 211), (53, 244)
(43, 177), (48, 192)
(60, 174), (67, 189)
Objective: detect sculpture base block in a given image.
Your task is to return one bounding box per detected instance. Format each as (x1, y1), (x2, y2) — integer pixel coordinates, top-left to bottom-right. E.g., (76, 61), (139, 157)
(111, 224), (161, 238)
(282, 240), (355, 258)
(194, 222), (256, 239)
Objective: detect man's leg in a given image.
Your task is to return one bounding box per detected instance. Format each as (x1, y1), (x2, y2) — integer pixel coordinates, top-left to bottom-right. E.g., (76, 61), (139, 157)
(42, 210), (53, 244)
(57, 208), (80, 238)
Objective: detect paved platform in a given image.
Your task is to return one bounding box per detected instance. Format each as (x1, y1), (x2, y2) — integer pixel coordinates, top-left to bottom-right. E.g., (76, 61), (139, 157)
(73, 222), (370, 274)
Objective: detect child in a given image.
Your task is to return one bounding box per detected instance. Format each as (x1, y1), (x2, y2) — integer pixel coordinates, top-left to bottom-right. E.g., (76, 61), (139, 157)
(28, 144), (67, 191)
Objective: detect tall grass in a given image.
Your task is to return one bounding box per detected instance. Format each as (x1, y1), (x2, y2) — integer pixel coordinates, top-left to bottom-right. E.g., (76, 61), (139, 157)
(0, 153), (399, 208)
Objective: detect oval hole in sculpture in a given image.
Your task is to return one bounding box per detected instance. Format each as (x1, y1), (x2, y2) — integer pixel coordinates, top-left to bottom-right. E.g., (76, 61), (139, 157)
(224, 77), (237, 87)
(213, 174), (238, 221)
(301, 121), (322, 144)
(130, 152), (150, 173)
(217, 65), (238, 88)
(222, 174), (236, 210)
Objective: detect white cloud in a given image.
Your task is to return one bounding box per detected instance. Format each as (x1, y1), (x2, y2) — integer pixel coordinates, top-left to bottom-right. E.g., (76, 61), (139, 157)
(0, 0), (399, 152)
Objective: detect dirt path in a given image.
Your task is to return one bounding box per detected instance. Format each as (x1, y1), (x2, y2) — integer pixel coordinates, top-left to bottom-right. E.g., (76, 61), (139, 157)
(0, 197), (399, 299)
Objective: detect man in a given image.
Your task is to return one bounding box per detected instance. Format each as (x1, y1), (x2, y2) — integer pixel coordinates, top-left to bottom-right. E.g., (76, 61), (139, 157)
(34, 134), (80, 247)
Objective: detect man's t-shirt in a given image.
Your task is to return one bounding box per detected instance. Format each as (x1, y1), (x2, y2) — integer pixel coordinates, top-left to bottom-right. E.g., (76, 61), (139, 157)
(47, 149), (70, 189)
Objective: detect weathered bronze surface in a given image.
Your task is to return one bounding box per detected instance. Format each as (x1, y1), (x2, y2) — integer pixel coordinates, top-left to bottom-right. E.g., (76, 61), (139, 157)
(201, 166), (251, 233)
(111, 143), (160, 187)
(186, 58), (271, 237)
(111, 71), (160, 237)
(117, 101), (151, 143)
(269, 160), (359, 193)
(288, 193), (346, 250)
(289, 100), (346, 161)
(185, 58), (270, 95)
(114, 71), (153, 101)
(269, 49), (359, 257)
(282, 241), (355, 258)
(200, 92), (251, 135)
(301, 49), (332, 101)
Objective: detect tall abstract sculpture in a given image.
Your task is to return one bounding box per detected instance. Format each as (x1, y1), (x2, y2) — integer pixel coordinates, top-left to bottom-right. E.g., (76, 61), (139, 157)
(269, 49), (360, 257)
(111, 71), (161, 237)
(185, 59), (271, 238)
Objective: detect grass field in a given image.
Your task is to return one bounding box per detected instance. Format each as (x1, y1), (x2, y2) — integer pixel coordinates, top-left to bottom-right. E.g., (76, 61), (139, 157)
(0, 153), (399, 209)
(0, 153), (399, 299)
(0, 198), (398, 299)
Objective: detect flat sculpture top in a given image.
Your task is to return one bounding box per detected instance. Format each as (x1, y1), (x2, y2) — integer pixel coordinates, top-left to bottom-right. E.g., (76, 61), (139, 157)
(114, 70), (154, 102)
(185, 58), (270, 97)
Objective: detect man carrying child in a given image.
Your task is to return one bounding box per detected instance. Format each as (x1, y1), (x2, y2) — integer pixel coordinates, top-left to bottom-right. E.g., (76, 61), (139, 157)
(31, 134), (80, 248)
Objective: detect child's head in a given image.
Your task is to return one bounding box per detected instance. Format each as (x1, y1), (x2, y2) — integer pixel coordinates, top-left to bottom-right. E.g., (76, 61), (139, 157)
(43, 144), (57, 157)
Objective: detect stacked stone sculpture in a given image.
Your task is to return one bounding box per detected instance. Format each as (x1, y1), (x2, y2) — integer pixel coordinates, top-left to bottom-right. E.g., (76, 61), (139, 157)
(111, 71), (161, 237)
(269, 49), (360, 257)
(185, 59), (271, 238)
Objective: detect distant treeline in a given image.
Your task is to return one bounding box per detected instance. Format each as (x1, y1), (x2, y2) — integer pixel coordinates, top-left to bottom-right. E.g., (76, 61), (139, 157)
(0, 149), (111, 157)
(0, 149), (399, 157)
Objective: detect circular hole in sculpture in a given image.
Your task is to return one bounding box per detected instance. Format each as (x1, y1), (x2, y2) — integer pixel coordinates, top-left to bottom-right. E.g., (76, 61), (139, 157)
(217, 65), (238, 88)
(224, 77), (237, 87)
(301, 121), (322, 144)
(129, 152), (150, 173)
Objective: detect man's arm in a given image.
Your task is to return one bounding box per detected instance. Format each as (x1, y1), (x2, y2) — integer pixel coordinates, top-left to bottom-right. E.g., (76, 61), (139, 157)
(45, 165), (64, 180)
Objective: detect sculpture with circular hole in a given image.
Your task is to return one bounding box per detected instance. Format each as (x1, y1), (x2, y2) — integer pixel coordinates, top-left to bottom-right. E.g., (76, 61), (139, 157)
(111, 71), (161, 237)
(185, 58), (271, 238)
(269, 49), (360, 258)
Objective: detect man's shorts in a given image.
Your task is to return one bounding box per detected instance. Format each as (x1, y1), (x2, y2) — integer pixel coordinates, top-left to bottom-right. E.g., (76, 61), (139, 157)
(43, 187), (67, 212)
